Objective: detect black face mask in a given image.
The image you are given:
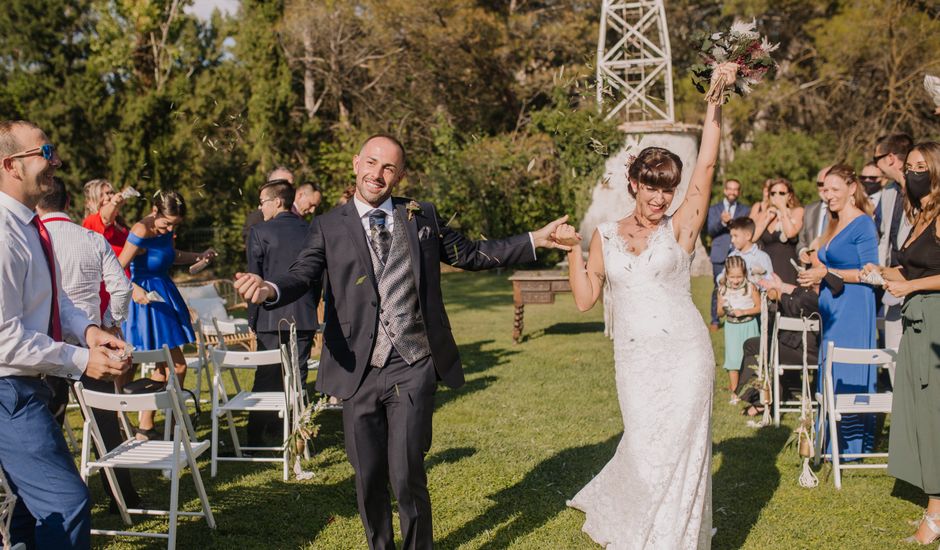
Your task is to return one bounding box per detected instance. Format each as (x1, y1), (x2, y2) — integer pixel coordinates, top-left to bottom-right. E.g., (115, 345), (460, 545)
(905, 170), (932, 205)
(861, 179), (881, 196)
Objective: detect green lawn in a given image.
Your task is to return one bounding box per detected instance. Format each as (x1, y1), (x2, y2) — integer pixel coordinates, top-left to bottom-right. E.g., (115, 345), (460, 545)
(85, 271), (925, 549)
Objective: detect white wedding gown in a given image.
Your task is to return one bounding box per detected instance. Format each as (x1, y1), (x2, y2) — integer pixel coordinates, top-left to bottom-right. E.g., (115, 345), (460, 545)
(568, 216), (715, 549)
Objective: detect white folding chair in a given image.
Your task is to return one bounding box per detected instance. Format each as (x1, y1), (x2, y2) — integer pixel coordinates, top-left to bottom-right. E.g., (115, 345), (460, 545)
(74, 346), (215, 549)
(813, 342), (897, 489)
(772, 313), (821, 426)
(210, 346), (294, 481)
(183, 317), (214, 402)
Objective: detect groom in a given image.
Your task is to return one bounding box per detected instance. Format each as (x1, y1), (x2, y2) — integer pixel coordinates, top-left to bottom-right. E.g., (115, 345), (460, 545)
(235, 134), (568, 549)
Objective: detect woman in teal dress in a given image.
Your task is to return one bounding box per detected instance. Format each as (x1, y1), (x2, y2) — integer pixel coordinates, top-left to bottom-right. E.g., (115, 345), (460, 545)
(118, 191), (215, 439)
(798, 165), (878, 457)
(865, 142), (940, 544)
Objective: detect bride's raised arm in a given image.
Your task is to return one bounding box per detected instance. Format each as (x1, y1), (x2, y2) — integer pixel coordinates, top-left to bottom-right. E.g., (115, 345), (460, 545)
(673, 63), (737, 252)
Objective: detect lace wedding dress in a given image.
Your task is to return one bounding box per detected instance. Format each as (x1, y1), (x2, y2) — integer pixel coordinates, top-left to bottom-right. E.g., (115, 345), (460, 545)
(568, 216), (715, 549)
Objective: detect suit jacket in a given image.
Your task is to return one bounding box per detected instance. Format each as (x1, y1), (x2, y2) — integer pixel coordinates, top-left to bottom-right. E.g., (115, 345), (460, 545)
(269, 197), (536, 399)
(876, 182), (912, 266)
(247, 211), (320, 332)
(705, 200), (750, 263)
(797, 200), (825, 253)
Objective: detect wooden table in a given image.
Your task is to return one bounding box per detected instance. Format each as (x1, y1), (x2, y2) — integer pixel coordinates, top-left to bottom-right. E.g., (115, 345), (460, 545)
(509, 270), (571, 343)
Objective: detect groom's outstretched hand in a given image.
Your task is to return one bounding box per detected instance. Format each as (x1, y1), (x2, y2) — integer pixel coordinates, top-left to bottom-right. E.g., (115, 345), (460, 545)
(234, 272), (275, 304)
(532, 215), (573, 252)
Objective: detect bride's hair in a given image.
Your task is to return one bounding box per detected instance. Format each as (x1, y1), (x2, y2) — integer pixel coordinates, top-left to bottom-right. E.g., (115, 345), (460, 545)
(627, 147), (683, 197)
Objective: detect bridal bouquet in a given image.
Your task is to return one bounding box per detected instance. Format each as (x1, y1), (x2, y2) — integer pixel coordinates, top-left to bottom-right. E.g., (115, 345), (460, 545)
(690, 19), (778, 104)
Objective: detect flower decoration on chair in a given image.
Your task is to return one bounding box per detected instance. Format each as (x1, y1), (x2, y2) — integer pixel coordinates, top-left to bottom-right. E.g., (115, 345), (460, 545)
(288, 396), (328, 477)
(690, 19), (779, 104)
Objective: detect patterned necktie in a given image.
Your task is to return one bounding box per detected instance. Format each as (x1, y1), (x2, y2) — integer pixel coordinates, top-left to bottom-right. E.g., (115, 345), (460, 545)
(369, 209), (391, 265)
(31, 216), (62, 341)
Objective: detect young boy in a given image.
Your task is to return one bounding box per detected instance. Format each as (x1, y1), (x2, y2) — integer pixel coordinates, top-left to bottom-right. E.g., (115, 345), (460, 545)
(716, 217), (775, 284)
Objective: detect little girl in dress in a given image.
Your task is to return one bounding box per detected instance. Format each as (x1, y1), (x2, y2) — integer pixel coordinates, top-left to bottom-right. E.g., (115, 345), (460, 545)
(718, 255), (762, 403)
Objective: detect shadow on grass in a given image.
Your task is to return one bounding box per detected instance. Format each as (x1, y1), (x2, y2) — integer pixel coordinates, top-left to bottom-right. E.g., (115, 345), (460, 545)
(523, 321), (605, 341)
(437, 435), (619, 549)
(891, 478), (929, 508)
(712, 425), (790, 550)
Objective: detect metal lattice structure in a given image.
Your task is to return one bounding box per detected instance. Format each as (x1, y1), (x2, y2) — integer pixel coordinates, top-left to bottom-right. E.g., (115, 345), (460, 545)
(596, 0), (675, 124)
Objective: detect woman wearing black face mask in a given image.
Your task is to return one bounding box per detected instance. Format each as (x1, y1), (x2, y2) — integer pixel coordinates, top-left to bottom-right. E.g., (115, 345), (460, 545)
(863, 141), (940, 544)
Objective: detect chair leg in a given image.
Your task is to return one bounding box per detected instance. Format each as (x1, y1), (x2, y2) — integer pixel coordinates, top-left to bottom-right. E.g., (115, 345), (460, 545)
(773, 368), (781, 427)
(168, 428), (182, 550)
(193, 364), (202, 401)
(282, 407), (289, 482)
(830, 411), (842, 489)
(813, 396), (826, 468)
(226, 410), (242, 457)
(183, 438), (216, 529)
(102, 466), (132, 526)
(211, 405), (219, 478)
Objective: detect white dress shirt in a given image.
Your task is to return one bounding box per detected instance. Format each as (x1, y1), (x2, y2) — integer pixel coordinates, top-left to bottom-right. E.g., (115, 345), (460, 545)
(0, 192), (92, 379)
(41, 212), (132, 330)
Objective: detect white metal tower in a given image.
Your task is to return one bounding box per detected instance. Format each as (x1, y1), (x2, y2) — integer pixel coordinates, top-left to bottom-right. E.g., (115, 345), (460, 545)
(596, 0), (675, 125)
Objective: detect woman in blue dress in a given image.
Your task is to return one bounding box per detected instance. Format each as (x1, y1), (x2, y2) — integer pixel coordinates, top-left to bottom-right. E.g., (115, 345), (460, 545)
(118, 191), (215, 439)
(798, 164), (879, 456)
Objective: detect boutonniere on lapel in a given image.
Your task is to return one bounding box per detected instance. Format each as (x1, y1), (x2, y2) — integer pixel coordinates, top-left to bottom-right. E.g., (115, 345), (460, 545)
(406, 200), (422, 221)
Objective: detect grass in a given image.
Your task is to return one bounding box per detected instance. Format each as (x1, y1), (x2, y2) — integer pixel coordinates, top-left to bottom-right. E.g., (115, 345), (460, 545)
(81, 271), (927, 549)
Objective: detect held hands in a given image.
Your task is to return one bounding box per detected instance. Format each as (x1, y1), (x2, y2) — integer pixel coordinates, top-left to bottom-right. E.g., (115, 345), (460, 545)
(234, 272), (275, 304)
(551, 223), (582, 250)
(84, 326), (132, 381)
(797, 264), (827, 287)
(531, 215), (574, 251)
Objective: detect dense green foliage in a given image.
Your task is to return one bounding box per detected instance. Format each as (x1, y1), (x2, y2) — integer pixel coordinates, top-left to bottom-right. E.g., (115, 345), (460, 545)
(1, 1), (938, 270)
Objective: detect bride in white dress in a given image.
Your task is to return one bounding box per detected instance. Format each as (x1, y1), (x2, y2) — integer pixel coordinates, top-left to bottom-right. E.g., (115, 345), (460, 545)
(552, 64), (738, 549)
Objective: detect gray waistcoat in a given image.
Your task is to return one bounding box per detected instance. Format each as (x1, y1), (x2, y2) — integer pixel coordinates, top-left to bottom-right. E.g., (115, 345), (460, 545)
(367, 211), (432, 367)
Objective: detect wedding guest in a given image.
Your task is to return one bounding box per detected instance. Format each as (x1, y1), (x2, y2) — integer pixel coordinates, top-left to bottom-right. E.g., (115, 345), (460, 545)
(747, 178), (773, 222)
(0, 119), (131, 548)
(36, 177), (141, 513)
(336, 185), (356, 206)
(798, 164), (878, 457)
(797, 165), (832, 262)
(82, 178), (131, 318)
(246, 180), (319, 446)
(293, 181), (322, 218)
(706, 178), (750, 330)
(864, 142), (940, 544)
(717, 255), (761, 401)
(737, 274), (820, 416)
(874, 133), (915, 349)
(752, 178), (804, 284)
(716, 217), (774, 283)
(118, 191), (216, 440)
(243, 166), (294, 244)
(860, 162), (885, 218)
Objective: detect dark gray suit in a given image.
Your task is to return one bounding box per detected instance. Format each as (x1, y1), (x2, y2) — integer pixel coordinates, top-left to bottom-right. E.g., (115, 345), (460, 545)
(268, 197), (535, 549)
(246, 211), (320, 444)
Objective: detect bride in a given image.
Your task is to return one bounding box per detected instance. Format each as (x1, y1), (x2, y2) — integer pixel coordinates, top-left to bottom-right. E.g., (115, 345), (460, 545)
(552, 63), (737, 549)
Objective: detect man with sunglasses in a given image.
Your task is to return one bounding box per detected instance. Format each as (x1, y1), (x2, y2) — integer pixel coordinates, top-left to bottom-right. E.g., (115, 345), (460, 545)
(796, 165), (832, 262)
(0, 120), (133, 549)
(873, 133), (914, 349)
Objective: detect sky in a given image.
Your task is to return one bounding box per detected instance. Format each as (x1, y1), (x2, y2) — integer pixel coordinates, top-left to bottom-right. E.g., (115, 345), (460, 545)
(186, 0), (240, 20)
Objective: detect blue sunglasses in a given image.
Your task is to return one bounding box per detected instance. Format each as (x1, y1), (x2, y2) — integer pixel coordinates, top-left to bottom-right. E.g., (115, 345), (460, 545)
(9, 143), (56, 161)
